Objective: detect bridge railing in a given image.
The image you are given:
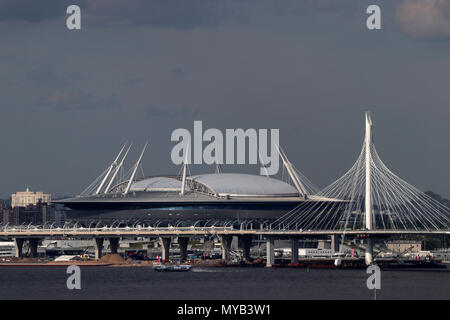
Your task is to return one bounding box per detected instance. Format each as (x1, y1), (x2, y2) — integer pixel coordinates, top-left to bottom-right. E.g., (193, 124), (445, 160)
(0, 225), (237, 234)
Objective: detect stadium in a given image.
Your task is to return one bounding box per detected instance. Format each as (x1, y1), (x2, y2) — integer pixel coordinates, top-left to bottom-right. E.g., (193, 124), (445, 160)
(56, 143), (341, 226)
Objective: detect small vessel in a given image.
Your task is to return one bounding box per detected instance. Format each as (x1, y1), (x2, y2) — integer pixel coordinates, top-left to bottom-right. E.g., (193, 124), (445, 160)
(153, 264), (192, 272)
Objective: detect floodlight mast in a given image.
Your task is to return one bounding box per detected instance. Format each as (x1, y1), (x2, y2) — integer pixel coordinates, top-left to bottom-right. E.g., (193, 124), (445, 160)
(94, 143), (127, 195)
(123, 142), (148, 196)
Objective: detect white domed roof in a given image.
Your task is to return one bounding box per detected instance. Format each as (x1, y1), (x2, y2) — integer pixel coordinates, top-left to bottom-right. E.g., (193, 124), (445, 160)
(189, 173), (299, 197)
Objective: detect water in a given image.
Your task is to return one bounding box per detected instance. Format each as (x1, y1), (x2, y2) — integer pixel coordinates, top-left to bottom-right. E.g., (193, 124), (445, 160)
(0, 265), (449, 300)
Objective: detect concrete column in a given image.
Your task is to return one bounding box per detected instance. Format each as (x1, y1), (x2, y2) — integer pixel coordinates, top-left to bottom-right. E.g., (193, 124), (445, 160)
(220, 235), (233, 261)
(93, 238), (104, 260)
(317, 239), (327, 249)
(291, 239), (299, 263)
(28, 238), (39, 258)
(109, 237), (119, 254)
(266, 238), (275, 267)
(240, 235), (253, 261)
(231, 236), (239, 251)
(178, 237), (189, 262)
(331, 235), (341, 253)
(159, 237), (171, 262)
(13, 238), (24, 258)
(365, 238), (373, 266)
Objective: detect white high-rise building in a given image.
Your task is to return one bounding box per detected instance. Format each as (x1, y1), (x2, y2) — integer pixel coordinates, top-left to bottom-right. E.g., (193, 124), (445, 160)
(11, 188), (51, 208)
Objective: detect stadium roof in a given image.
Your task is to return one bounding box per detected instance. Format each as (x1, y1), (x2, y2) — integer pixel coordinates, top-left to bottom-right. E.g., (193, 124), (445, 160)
(189, 173), (299, 198)
(128, 173), (300, 198)
(130, 176), (181, 192)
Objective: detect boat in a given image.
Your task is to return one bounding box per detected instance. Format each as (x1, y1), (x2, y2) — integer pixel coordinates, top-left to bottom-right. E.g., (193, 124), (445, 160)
(153, 264), (192, 272)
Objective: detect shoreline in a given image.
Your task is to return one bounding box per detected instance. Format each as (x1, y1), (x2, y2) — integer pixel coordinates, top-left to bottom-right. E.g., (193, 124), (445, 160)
(0, 257), (448, 269)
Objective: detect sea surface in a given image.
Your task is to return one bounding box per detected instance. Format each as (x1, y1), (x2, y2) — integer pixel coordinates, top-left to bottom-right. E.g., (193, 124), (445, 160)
(0, 265), (449, 300)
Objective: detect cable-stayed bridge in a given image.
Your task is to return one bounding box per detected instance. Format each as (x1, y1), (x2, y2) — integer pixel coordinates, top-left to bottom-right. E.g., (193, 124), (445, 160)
(267, 112), (450, 264)
(1, 112), (449, 265)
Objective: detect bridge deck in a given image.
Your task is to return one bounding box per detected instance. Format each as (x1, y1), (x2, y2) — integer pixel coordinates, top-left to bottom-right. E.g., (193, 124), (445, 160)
(1, 227), (449, 238)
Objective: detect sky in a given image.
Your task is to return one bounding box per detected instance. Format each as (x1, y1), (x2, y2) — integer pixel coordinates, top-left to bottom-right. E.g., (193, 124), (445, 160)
(0, 0), (450, 198)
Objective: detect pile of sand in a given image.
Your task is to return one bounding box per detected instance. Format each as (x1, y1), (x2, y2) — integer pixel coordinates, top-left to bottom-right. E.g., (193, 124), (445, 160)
(19, 257), (39, 263)
(99, 254), (127, 265)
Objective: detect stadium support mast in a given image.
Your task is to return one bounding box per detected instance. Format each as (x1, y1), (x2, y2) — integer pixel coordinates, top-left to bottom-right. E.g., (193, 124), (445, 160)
(104, 143), (132, 194)
(95, 143), (127, 195)
(215, 152), (222, 174)
(123, 142), (148, 196)
(180, 142), (190, 196)
(276, 145), (308, 198)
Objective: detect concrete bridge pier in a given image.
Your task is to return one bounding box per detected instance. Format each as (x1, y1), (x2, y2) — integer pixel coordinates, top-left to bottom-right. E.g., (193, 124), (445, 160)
(178, 237), (189, 262)
(291, 239), (299, 263)
(220, 235), (233, 262)
(331, 235), (341, 253)
(108, 237), (119, 254)
(266, 238), (275, 267)
(159, 237), (171, 262)
(93, 237), (104, 260)
(13, 238), (24, 258)
(28, 238), (39, 258)
(240, 235), (253, 261)
(365, 238), (373, 266)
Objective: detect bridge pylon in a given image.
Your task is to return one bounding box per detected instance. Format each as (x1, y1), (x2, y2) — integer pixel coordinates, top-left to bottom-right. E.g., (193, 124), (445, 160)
(365, 111), (374, 265)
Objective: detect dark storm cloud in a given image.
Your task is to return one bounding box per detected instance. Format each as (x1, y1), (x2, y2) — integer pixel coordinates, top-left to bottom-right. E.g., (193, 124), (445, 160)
(85, 0), (361, 28)
(0, 0), (74, 22)
(0, 0), (240, 28)
(98, 0), (239, 29)
(0, 0), (361, 28)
